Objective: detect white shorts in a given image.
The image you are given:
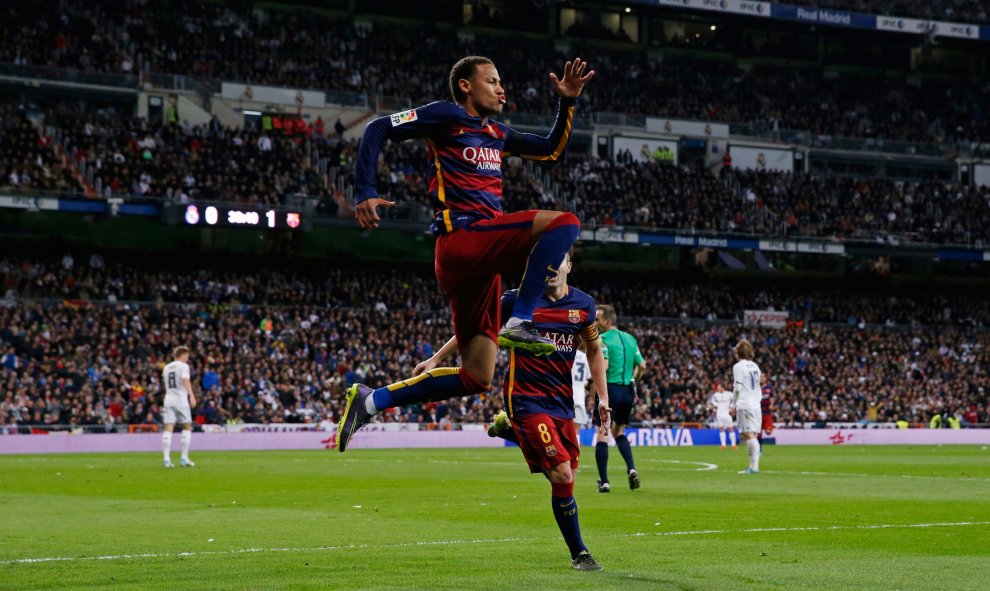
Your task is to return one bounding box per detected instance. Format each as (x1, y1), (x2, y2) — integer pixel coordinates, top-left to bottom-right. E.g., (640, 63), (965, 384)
(573, 403), (590, 428)
(714, 412), (733, 429)
(163, 403), (192, 425)
(737, 408), (761, 434)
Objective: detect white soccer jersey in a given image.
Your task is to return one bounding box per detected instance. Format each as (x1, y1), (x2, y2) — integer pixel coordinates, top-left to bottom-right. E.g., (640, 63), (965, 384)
(162, 360), (192, 405)
(710, 391), (733, 415)
(571, 349), (591, 426)
(733, 359), (762, 411)
(571, 349), (590, 402)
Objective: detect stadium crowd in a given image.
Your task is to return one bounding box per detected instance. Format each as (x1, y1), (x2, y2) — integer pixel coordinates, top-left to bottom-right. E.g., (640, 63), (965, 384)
(364, 141), (990, 244)
(2, 1), (989, 144)
(4, 95), (988, 245)
(1, 254), (987, 432)
(0, 103), (85, 195)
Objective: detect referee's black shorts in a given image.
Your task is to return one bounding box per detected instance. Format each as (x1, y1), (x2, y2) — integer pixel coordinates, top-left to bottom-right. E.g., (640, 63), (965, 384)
(593, 383), (635, 426)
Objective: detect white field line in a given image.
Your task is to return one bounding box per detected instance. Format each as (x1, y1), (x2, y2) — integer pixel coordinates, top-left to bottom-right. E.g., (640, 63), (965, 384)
(761, 469), (990, 483)
(3, 521), (988, 566)
(637, 459), (719, 471)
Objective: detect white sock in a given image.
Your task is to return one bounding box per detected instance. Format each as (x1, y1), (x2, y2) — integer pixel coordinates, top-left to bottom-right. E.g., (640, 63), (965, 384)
(729, 430), (737, 447)
(162, 432), (172, 462)
(718, 430), (726, 446)
(180, 430), (191, 461)
(747, 438), (761, 470)
(504, 317), (525, 329)
(364, 394), (378, 414)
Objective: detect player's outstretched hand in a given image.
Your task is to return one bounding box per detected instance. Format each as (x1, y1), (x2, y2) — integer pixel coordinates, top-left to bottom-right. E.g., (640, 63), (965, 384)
(550, 57), (595, 99)
(597, 399), (612, 437)
(355, 197), (396, 230)
(412, 357), (438, 377)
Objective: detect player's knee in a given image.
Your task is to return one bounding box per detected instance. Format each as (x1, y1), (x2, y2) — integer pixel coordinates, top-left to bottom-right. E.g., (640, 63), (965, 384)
(548, 463), (574, 485)
(458, 368), (491, 393)
(545, 211), (581, 232)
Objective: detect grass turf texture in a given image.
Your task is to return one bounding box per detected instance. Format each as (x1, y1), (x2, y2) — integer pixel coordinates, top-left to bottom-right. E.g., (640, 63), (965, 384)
(1, 445), (989, 590)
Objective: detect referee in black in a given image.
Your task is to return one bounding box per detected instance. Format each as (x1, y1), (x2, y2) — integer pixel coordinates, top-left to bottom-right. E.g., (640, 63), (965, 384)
(591, 304), (646, 492)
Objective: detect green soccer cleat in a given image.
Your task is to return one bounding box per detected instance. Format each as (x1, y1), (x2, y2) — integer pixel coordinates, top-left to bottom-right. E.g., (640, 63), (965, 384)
(571, 551), (603, 571)
(337, 383), (374, 452)
(498, 321), (556, 356)
(487, 410), (512, 438)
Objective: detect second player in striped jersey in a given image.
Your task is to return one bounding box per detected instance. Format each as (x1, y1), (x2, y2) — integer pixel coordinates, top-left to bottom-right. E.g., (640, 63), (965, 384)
(411, 254), (610, 570)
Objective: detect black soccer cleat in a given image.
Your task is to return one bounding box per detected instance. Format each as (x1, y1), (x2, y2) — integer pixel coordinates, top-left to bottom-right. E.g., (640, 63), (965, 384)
(571, 551), (603, 571)
(628, 468), (641, 490)
(597, 480), (610, 493)
(337, 383), (374, 452)
(497, 321), (556, 356)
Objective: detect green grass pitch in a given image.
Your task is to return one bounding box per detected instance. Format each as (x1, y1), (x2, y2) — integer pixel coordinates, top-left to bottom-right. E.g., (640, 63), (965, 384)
(2, 445), (989, 590)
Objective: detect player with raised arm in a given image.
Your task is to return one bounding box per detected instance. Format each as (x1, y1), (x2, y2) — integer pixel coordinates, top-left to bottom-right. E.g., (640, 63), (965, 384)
(732, 339), (763, 474)
(708, 382), (736, 449)
(415, 254), (611, 570)
(161, 346), (197, 468)
(337, 55), (595, 452)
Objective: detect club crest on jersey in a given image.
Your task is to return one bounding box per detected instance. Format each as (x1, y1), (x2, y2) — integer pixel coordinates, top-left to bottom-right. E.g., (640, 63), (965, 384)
(545, 444), (558, 457)
(390, 109), (418, 127)
(568, 309), (581, 323)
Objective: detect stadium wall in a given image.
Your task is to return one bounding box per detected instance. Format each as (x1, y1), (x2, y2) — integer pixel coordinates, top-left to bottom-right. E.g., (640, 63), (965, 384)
(2, 429), (987, 454)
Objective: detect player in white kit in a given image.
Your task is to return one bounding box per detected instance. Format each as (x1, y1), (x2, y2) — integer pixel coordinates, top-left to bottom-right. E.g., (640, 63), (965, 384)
(707, 383), (736, 449)
(161, 346), (197, 468)
(571, 347), (591, 442)
(732, 339), (762, 473)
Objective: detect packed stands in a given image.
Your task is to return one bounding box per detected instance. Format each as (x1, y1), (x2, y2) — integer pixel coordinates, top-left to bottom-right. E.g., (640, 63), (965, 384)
(2, 253), (987, 431)
(2, 2), (989, 144)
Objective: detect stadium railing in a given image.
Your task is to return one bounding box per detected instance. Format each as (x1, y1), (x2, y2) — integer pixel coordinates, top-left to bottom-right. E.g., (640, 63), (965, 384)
(0, 62), (138, 89)
(729, 122), (950, 157)
(144, 72), (221, 95)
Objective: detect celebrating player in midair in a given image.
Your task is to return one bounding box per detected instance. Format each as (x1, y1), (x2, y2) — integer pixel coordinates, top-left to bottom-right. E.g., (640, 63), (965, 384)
(337, 56), (595, 452)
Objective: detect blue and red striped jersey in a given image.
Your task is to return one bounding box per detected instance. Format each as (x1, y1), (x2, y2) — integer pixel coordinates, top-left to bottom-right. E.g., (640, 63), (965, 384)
(354, 98), (576, 235)
(761, 384), (774, 413)
(500, 287), (598, 420)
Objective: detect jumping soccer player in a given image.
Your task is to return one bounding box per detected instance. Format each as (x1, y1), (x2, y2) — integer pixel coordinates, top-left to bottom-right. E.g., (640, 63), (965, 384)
(337, 55), (595, 452)
(732, 339), (763, 474)
(417, 254), (611, 570)
(708, 382), (736, 449)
